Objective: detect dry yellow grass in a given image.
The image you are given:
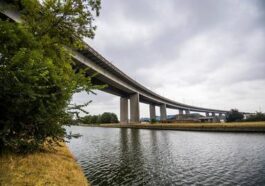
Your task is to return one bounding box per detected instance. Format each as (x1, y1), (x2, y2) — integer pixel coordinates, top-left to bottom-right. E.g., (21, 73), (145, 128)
(100, 122), (265, 132)
(148, 121), (265, 128)
(0, 143), (89, 186)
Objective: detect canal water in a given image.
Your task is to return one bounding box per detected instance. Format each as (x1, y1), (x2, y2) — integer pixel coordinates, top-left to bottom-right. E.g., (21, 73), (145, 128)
(66, 126), (265, 186)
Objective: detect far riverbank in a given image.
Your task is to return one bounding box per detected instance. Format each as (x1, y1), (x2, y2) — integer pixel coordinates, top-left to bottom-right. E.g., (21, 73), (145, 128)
(95, 122), (265, 132)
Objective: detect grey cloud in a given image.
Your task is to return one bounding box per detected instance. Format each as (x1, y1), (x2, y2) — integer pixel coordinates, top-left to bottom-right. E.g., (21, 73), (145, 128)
(75, 0), (265, 116)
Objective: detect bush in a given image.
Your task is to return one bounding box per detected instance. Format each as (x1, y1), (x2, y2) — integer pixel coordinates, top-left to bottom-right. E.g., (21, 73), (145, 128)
(90, 115), (99, 124)
(150, 119), (157, 124)
(0, 0), (101, 152)
(226, 109), (244, 122)
(81, 115), (92, 124)
(110, 113), (119, 123)
(80, 113), (119, 124)
(0, 20), (68, 152)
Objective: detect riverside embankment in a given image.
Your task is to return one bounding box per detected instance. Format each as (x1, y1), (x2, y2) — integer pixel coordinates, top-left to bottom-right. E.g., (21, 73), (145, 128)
(0, 143), (89, 186)
(99, 122), (265, 132)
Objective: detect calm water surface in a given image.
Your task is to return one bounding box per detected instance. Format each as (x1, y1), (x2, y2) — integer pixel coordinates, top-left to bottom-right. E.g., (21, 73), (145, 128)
(66, 126), (265, 186)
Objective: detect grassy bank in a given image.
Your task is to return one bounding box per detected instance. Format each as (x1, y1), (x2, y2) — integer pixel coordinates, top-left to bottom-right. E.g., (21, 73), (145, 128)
(0, 143), (89, 186)
(99, 122), (265, 132)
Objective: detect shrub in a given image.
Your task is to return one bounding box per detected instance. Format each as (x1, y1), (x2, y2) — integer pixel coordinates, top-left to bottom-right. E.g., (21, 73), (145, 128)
(110, 113), (119, 123)
(0, 0), (101, 152)
(81, 115), (92, 124)
(226, 109), (244, 122)
(90, 115), (99, 124)
(150, 119), (157, 124)
(80, 113), (119, 124)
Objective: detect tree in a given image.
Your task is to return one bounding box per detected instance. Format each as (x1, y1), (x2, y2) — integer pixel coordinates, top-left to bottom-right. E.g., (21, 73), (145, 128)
(99, 112), (118, 123)
(0, 0), (101, 152)
(80, 112), (119, 124)
(90, 115), (99, 124)
(226, 109), (244, 122)
(80, 115), (92, 124)
(110, 113), (119, 123)
(100, 112), (112, 123)
(150, 118), (157, 124)
(96, 114), (102, 124)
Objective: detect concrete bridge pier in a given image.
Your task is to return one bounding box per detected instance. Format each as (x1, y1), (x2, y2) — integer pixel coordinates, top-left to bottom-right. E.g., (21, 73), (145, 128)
(120, 97), (128, 123)
(186, 109), (190, 115)
(179, 109), (184, 115)
(160, 103), (167, 121)
(206, 112), (210, 117)
(219, 113), (222, 117)
(150, 104), (156, 121)
(212, 112), (216, 117)
(130, 93), (140, 123)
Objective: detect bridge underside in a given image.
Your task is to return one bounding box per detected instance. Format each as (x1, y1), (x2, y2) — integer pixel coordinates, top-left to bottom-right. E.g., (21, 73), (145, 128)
(73, 52), (231, 123)
(1, 9), (245, 124)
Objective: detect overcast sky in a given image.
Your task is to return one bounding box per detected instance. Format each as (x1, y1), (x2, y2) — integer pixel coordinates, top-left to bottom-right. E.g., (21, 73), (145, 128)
(72, 0), (265, 118)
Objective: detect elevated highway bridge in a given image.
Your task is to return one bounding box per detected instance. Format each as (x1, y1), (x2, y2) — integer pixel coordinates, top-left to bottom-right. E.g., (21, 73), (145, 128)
(1, 8), (249, 123)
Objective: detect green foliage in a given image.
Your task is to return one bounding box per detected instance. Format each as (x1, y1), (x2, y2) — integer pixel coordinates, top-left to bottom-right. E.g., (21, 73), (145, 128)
(150, 118), (157, 124)
(0, 0), (101, 152)
(81, 112), (119, 124)
(20, 0), (101, 49)
(100, 112), (118, 123)
(91, 115), (99, 124)
(245, 112), (265, 122)
(110, 113), (119, 123)
(95, 114), (101, 123)
(226, 109), (244, 122)
(81, 115), (92, 124)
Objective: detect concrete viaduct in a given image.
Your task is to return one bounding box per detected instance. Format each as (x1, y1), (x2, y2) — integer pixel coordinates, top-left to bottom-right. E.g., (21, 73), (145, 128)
(1, 8), (246, 123)
(73, 47), (229, 123)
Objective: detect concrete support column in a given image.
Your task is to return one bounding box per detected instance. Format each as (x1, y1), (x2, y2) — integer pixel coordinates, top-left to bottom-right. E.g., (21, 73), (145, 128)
(160, 103), (167, 121)
(120, 97), (128, 124)
(130, 93), (140, 123)
(225, 112), (229, 119)
(150, 104), (156, 121)
(219, 113), (222, 117)
(186, 109), (190, 115)
(179, 109), (184, 115)
(212, 112), (216, 116)
(206, 112), (210, 117)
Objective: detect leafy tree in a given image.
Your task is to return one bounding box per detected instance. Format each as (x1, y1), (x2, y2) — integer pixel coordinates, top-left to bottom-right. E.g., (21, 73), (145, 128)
(81, 115), (92, 124)
(80, 112), (119, 124)
(150, 118), (157, 124)
(96, 114), (102, 124)
(226, 109), (244, 122)
(100, 112), (112, 123)
(0, 0), (101, 152)
(110, 113), (119, 123)
(98, 112), (118, 123)
(90, 115), (99, 124)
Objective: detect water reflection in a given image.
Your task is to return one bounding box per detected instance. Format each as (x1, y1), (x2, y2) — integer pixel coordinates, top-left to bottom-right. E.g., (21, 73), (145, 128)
(66, 126), (265, 186)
